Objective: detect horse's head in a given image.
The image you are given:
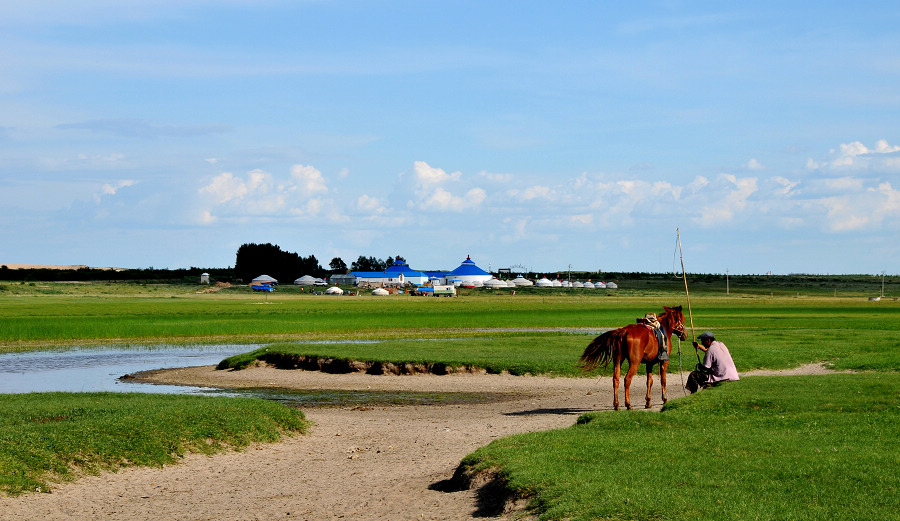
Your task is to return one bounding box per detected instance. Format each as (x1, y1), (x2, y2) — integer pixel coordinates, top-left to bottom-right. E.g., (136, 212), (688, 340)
(662, 305), (688, 341)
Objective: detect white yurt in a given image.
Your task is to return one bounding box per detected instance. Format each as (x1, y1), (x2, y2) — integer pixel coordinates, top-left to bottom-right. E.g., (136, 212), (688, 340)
(372, 288), (390, 296)
(506, 280), (516, 288)
(606, 282), (618, 289)
(252, 274), (277, 285)
(582, 281), (595, 289)
(595, 281), (607, 289)
(294, 275), (317, 286)
(483, 278), (507, 289)
(512, 275), (533, 286)
(572, 281), (584, 288)
(536, 277), (552, 287)
(325, 286), (343, 295)
(551, 279), (562, 287)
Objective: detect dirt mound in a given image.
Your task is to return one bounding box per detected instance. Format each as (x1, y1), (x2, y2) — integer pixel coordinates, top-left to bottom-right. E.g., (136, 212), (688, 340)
(259, 353), (488, 375)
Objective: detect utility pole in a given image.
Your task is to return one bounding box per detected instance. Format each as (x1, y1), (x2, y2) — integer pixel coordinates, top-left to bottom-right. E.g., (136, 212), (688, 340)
(726, 268), (730, 295)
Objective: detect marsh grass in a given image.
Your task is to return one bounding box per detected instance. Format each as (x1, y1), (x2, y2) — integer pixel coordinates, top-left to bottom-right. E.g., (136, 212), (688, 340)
(460, 373), (900, 521)
(0, 393), (308, 496)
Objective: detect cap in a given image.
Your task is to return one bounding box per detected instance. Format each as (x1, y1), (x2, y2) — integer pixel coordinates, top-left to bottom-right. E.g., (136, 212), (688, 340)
(698, 331), (715, 341)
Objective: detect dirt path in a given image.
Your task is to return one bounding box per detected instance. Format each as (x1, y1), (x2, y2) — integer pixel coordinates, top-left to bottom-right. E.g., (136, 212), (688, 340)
(0, 364), (832, 520)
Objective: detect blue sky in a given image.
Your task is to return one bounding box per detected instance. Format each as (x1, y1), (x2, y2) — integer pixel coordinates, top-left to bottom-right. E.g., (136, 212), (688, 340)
(2, 1), (899, 275)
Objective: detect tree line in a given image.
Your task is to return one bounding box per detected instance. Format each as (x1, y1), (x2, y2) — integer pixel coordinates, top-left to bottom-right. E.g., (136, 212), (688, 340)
(233, 243), (403, 283)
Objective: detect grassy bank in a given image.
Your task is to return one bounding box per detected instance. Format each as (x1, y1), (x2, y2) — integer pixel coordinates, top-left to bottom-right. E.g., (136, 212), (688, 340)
(0, 393), (308, 496)
(459, 373), (900, 521)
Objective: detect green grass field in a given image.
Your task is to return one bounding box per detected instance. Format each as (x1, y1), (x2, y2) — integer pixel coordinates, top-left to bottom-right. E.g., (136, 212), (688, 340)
(0, 393), (308, 496)
(1, 278), (898, 518)
(459, 374), (900, 521)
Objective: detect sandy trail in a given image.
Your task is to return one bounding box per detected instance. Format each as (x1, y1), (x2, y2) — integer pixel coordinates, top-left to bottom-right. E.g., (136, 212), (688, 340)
(0, 364), (831, 520)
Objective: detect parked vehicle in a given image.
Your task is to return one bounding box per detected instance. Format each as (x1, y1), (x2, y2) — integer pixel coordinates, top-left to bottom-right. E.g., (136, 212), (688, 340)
(433, 285), (457, 297)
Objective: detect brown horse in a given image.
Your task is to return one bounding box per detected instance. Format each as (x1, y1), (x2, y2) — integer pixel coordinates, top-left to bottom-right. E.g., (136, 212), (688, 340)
(580, 306), (687, 410)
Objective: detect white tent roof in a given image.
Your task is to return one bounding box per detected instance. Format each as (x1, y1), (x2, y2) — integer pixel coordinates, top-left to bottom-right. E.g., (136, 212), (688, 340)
(372, 288), (390, 296)
(252, 274), (277, 283)
(294, 275), (317, 285)
(512, 275), (533, 286)
(325, 286), (343, 295)
(483, 278), (507, 288)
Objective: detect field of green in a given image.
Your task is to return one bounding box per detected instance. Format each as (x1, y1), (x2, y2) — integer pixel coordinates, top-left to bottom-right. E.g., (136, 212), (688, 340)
(460, 373), (899, 520)
(1, 278), (898, 518)
(0, 393), (308, 495)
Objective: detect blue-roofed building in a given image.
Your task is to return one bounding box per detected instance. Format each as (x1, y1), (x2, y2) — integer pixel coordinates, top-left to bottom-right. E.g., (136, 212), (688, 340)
(350, 257), (430, 287)
(445, 255), (492, 286)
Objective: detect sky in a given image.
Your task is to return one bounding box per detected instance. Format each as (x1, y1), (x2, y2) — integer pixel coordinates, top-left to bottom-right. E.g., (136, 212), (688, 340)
(1, 1), (899, 275)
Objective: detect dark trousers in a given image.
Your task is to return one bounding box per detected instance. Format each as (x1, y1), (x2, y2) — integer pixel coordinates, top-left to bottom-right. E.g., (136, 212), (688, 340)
(686, 369), (710, 394)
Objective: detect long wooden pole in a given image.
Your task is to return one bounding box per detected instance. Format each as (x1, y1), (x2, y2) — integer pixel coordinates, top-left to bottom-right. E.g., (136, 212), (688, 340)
(676, 228), (700, 363)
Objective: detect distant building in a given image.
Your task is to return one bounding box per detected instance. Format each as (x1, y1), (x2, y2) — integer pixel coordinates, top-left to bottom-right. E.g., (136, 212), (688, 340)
(444, 255), (492, 286)
(351, 257), (429, 287)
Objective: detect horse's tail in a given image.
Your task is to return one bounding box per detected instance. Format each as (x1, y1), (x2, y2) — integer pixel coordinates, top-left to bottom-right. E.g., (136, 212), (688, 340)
(580, 328), (625, 372)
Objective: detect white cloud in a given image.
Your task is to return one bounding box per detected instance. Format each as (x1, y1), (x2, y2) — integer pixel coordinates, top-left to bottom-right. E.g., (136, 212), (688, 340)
(745, 158), (764, 171)
(808, 139), (900, 174)
(413, 161), (461, 185)
(692, 174), (758, 227)
(423, 187), (486, 211)
(516, 185), (554, 201)
(478, 170), (514, 183)
(772, 176), (799, 196)
(94, 179), (136, 202)
(290, 164), (328, 195)
(197, 164), (341, 222)
(398, 161), (487, 213)
(356, 194), (386, 213)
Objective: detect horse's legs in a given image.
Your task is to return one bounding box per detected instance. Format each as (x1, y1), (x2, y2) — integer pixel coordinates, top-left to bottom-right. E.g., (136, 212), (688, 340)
(645, 363), (654, 409)
(612, 360), (621, 411)
(660, 361), (669, 404)
(623, 359), (640, 410)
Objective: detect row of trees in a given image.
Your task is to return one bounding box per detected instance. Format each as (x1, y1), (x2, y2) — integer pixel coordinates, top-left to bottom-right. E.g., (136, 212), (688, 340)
(233, 243), (403, 283)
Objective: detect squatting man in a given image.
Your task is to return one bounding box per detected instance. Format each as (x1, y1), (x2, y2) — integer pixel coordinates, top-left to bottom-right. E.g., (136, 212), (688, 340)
(686, 331), (739, 393)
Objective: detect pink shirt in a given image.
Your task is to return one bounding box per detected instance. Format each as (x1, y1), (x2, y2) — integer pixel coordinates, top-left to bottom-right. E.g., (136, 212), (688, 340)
(703, 341), (739, 383)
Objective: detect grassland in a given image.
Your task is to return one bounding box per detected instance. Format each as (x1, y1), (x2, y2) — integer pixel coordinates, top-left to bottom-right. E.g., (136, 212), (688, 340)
(0, 392), (308, 495)
(1, 277), (898, 517)
(459, 373), (900, 521)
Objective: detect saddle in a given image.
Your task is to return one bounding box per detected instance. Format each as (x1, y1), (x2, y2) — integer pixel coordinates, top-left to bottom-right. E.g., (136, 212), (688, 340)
(636, 318), (668, 362)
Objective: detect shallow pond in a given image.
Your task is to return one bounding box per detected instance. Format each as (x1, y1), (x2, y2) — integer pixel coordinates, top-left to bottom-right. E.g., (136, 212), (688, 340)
(0, 345), (499, 407)
(0, 345), (255, 395)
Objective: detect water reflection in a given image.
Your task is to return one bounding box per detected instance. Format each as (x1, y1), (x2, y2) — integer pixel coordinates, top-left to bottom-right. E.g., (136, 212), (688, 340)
(0, 345), (502, 407)
(0, 345), (256, 395)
